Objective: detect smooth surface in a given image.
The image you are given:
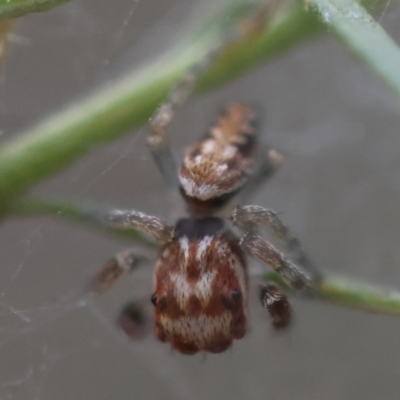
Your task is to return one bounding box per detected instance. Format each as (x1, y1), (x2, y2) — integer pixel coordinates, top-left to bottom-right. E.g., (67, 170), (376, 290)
(1, 1), (400, 399)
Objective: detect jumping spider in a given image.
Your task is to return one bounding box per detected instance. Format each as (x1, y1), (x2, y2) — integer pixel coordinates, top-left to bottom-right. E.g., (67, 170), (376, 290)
(87, 4), (321, 354)
(90, 102), (321, 354)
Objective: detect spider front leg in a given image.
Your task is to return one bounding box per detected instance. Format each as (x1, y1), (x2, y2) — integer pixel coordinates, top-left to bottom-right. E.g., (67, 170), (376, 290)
(84, 209), (174, 292)
(260, 282), (291, 329)
(93, 248), (151, 293)
(232, 205), (321, 280)
(233, 208), (315, 327)
(240, 235), (300, 325)
(86, 208), (175, 243)
(239, 232), (313, 290)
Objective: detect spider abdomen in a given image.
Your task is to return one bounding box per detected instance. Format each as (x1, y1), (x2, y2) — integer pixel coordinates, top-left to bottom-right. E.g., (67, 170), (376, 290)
(153, 217), (248, 354)
(179, 104), (257, 213)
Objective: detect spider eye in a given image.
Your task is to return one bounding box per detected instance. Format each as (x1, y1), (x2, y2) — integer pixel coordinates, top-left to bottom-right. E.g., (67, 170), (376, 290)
(231, 290), (241, 302)
(151, 293), (158, 306)
(221, 290), (242, 310)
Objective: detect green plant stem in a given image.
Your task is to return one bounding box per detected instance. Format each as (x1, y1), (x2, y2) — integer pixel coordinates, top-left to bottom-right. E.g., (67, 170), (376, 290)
(266, 272), (400, 316)
(309, 0), (400, 105)
(12, 198), (158, 248)
(0, 3), (322, 214)
(316, 277), (400, 315)
(0, 0), (69, 19)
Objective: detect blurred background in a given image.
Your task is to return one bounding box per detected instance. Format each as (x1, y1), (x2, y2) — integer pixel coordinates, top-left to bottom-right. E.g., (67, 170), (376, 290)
(1, 0), (400, 399)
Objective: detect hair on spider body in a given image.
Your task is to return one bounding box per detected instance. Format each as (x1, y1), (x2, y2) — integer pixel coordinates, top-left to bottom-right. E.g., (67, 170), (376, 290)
(153, 217), (248, 354)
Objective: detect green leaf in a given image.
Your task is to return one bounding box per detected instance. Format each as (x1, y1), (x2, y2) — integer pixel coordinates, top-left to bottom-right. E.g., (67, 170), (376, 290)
(310, 0), (400, 105)
(0, 0), (69, 19)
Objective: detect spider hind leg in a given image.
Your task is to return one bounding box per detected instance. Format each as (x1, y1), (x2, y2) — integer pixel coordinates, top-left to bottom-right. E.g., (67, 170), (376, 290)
(92, 248), (152, 293)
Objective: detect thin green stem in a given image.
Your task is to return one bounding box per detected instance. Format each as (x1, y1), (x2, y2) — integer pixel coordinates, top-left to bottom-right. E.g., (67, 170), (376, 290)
(316, 277), (400, 315)
(12, 198), (158, 248)
(265, 272), (400, 316)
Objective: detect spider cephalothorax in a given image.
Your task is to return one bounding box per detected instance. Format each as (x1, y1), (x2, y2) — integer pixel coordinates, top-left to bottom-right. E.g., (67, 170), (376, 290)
(92, 103), (318, 354)
(153, 217), (247, 354)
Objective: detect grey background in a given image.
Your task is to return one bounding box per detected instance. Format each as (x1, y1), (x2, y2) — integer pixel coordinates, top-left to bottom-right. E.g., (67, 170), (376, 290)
(1, 0), (400, 399)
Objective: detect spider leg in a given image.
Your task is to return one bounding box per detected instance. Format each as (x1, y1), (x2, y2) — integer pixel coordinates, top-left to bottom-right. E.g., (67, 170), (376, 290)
(93, 249), (155, 339)
(147, 2), (280, 189)
(92, 247), (153, 293)
(232, 205), (321, 280)
(84, 209), (173, 292)
(84, 209), (174, 243)
(148, 45), (223, 189)
(260, 282), (291, 329)
(239, 232), (313, 291)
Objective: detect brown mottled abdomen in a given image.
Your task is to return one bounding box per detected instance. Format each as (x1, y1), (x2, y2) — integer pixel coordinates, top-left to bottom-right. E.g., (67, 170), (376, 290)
(179, 104), (257, 213)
